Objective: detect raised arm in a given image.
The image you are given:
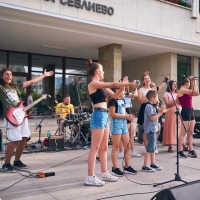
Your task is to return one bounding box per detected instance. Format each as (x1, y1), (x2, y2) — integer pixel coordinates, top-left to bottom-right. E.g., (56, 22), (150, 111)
(190, 78), (199, 96)
(23, 69), (54, 88)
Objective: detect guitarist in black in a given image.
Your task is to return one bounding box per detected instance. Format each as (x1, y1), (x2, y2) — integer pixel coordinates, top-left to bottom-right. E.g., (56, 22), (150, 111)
(0, 68), (54, 172)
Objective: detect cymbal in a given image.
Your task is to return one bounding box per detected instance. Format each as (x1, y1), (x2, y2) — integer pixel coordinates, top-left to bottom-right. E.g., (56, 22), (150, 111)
(74, 106), (88, 109)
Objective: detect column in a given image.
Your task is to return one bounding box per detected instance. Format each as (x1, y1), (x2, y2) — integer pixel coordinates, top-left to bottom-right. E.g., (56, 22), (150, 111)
(98, 44), (122, 82)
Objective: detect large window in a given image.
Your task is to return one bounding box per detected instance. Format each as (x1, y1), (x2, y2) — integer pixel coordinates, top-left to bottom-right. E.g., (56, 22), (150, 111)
(177, 55), (191, 88)
(0, 50), (89, 116)
(9, 52), (28, 101)
(65, 58), (88, 107)
(9, 52), (28, 73)
(0, 51), (7, 70)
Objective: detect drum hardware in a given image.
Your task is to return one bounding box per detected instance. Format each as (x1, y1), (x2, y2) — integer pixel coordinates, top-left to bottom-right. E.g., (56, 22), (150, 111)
(54, 77), (92, 147)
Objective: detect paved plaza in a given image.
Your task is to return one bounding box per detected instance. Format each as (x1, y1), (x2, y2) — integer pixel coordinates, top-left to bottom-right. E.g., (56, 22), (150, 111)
(0, 116), (200, 200)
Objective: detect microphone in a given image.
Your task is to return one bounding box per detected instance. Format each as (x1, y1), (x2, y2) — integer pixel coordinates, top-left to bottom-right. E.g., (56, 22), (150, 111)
(188, 76), (199, 80)
(163, 77), (169, 83)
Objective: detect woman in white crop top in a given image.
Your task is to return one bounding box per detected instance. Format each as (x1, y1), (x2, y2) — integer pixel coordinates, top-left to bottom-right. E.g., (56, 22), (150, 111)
(137, 72), (166, 147)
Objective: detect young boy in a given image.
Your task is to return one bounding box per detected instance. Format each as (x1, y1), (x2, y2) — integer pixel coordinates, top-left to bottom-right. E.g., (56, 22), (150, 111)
(142, 90), (168, 172)
(108, 88), (137, 177)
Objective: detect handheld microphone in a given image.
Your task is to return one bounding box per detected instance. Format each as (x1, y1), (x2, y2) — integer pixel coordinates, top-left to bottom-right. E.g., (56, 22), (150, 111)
(163, 77), (169, 82)
(188, 76), (199, 80)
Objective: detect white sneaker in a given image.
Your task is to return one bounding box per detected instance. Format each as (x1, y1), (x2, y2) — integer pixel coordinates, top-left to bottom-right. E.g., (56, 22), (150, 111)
(118, 152), (124, 159)
(155, 149), (158, 154)
(130, 150), (142, 157)
(99, 172), (119, 182)
(85, 176), (105, 187)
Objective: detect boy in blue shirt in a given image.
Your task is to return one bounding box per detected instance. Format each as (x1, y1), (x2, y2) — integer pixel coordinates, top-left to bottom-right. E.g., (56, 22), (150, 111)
(142, 90), (168, 172)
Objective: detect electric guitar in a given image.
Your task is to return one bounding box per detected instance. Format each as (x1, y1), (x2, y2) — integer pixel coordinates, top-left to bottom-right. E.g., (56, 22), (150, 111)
(5, 94), (50, 126)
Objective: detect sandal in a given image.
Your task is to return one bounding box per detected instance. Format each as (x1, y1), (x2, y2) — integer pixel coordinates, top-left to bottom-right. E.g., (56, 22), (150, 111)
(183, 145), (189, 151)
(168, 146), (173, 153)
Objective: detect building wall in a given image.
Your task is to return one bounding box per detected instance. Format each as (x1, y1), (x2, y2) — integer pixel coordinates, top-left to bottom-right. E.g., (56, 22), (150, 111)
(1, 0), (200, 43)
(122, 52), (177, 111)
(123, 53), (200, 111)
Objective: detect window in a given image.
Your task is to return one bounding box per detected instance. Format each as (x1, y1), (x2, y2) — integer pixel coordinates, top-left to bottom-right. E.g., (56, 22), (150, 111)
(65, 58), (88, 107)
(177, 55), (191, 88)
(9, 52), (28, 73)
(0, 51), (7, 70)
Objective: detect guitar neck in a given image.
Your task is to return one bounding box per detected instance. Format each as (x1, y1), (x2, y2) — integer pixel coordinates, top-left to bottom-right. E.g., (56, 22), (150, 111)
(23, 96), (45, 112)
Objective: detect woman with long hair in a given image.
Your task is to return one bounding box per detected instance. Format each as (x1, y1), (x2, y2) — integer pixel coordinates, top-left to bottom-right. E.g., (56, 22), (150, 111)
(0, 68), (54, 172)
(177, 75), (199, 158)
(137, 72), (152, 147)
(162, 80), (180, 152)
(85, 59), (139, 186)
(137, 71), (166, 148)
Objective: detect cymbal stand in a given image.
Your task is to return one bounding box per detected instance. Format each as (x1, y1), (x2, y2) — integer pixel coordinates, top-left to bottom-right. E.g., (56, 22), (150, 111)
(74, 79), (88, 144)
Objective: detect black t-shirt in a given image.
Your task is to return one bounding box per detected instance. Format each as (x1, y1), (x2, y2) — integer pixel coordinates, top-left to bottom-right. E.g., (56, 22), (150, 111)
(108, 98), (126, 113)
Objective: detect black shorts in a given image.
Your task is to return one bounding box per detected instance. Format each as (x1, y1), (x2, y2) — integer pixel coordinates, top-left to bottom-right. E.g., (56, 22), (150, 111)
(181, 107), (195, 121)
(126, 107), (131, 124)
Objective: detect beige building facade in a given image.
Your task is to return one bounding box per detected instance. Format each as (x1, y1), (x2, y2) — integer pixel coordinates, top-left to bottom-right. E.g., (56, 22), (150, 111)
(0, 0), (200, 110)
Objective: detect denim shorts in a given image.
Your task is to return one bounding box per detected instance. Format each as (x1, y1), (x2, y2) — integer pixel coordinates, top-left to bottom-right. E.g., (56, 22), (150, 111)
(146, 131), (156, 153)
(90, 109), (109, 130)
(110, 118), (128, 134)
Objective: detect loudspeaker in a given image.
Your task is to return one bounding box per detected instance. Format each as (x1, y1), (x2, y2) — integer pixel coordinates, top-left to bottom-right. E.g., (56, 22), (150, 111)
(48, 136), (64, 149)
(151, 181), (200, 200)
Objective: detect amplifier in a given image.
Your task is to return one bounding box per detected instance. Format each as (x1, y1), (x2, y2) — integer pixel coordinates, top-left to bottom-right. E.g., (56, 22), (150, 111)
(48, 136), (64, 149)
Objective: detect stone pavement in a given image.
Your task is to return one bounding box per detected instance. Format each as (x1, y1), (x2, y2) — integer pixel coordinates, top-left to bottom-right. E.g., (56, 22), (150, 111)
(0, 116), (200, 200)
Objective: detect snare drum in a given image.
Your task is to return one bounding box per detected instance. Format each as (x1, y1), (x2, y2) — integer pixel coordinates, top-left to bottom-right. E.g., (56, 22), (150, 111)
(65, 114), (78, 126)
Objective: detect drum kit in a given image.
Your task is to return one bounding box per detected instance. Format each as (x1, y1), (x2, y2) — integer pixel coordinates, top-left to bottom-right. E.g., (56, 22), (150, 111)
(55, 106), (92, 148)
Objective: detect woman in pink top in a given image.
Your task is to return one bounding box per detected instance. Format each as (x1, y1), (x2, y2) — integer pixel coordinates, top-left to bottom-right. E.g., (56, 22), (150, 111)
(162, 80), (180, 152)
(177, 75), (199, 158)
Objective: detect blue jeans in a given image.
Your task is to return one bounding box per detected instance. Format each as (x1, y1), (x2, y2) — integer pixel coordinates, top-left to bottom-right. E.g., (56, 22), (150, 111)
(90, 109), (109, 130)
(146, 131), (156, 153)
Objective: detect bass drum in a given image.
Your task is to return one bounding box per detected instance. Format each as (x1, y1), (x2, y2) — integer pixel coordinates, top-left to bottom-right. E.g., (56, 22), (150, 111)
(80, 122), (91, 142)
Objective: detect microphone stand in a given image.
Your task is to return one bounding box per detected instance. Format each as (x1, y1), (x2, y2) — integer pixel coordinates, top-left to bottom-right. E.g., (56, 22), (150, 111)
(153, 77), (188, 187)
(36, 113), (47, 144)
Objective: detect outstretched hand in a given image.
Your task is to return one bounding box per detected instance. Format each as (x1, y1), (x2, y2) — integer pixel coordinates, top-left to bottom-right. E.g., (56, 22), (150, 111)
(131, 80), (140, 88)
(44, 69), (54, 77)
